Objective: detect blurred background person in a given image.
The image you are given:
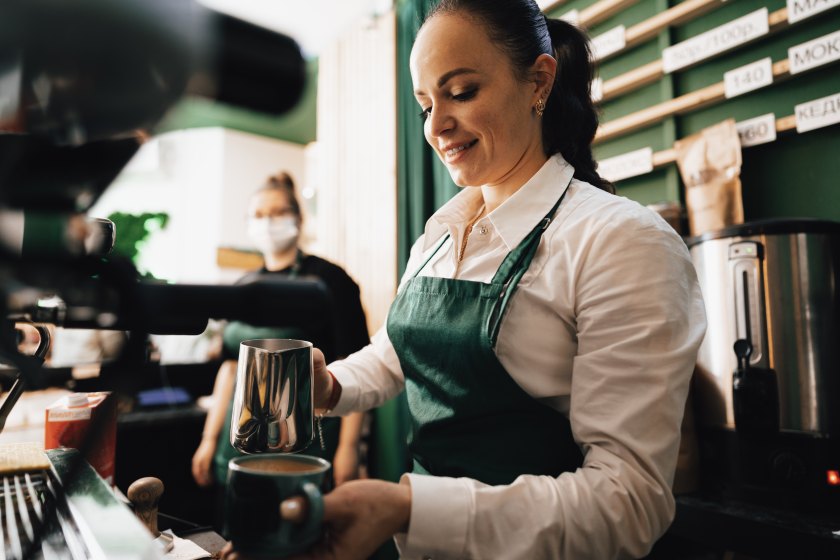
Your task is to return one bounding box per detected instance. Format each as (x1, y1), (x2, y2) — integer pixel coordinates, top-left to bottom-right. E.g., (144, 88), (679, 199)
(191, 172), (370, 510)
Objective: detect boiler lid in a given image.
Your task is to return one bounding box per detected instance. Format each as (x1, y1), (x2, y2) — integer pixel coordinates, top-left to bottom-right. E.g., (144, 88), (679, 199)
(686, 218), (840, 247)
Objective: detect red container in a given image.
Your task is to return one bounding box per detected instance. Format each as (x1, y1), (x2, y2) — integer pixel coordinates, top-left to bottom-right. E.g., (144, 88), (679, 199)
(44, 392), (117, 484)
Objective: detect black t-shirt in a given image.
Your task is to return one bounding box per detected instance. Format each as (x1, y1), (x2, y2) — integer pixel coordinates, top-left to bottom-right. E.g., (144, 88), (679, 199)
(223, 254), (369, 364)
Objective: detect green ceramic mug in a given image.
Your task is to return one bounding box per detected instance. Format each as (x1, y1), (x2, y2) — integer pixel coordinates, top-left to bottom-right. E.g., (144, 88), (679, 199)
(225, 454), (331, 557)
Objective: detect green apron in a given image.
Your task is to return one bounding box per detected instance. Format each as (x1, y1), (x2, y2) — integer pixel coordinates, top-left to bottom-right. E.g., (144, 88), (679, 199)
(212, 252), (340, 484)
(386, 185), (583, 486)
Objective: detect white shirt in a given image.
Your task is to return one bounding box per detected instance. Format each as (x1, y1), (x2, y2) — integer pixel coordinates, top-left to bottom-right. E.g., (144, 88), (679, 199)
(329, 154), (707, 560)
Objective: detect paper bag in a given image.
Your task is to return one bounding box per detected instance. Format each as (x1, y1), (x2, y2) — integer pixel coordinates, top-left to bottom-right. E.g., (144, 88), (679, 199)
(675, 119), (744, 236)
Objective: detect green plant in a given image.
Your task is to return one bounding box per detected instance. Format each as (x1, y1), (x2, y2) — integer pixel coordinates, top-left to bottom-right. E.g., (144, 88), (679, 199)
(107, 211), (169, 279)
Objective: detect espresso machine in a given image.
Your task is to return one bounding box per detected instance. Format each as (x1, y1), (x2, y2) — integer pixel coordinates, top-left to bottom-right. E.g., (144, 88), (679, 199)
(0, 1), (329, 556)
(689, 219), (840, 511)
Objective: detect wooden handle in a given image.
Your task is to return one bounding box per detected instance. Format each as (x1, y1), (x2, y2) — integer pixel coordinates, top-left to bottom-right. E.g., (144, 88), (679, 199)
(127, 477), (164, 537)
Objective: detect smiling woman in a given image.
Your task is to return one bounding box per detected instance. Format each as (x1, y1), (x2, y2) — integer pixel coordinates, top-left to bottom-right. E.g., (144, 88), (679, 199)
(221, 1), (706, 560)
(410, 21), (551, 200)
(410, 0), (612, 204)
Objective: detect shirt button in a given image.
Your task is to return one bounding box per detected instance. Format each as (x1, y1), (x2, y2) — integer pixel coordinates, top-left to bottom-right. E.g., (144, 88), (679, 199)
(478, 225), (488, 235)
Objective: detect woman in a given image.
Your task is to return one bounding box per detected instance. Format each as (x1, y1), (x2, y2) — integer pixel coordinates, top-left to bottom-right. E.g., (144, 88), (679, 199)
(227, 1), (706, 558)
(192, 172), (370, 495)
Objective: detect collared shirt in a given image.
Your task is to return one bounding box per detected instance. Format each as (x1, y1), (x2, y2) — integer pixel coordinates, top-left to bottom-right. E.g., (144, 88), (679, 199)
(330, 154), (707, 560)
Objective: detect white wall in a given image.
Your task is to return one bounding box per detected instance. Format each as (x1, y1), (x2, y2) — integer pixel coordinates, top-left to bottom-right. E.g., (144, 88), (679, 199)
(91, 127), (306, 284)
(219, 129), (307, 253)
(315, 11), (397, 334)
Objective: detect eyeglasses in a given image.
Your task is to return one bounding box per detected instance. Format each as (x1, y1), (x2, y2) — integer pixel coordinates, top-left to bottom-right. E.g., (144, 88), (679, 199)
(252, 207), (296, 219)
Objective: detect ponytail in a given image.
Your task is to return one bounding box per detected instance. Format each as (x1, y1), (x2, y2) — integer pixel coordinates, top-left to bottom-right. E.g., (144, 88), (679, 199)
(543, 18), (613, 193)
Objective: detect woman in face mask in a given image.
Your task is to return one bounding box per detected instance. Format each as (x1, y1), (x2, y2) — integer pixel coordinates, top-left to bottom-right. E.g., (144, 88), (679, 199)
(191, 172), (370, 526)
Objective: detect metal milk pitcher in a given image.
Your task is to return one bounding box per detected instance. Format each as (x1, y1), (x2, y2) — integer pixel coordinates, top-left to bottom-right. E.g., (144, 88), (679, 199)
(230, 339), (315, 454)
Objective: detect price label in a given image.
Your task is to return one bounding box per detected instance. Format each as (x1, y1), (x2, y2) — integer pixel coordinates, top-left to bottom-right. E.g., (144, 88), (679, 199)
(795, 91), (840, 133)
(663, 9), (769, 73)
(736, 113), (777, 147)
(786, 0), (840, 24)
(592, 77), (604, 103)
(560, 10), (579, 26)
(599, 147), (653, 182)
(789, 29), (840, 75)
(724, 58), (773, 99)
(591, 26), (626, 61)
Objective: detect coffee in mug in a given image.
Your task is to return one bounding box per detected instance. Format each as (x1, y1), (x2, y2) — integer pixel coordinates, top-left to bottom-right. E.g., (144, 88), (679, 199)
(225, 454), (331, 557)
(240, 457), (324, 474)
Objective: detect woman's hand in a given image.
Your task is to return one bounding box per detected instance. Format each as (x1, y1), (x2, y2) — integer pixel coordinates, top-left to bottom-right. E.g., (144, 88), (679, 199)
(191, 439), (216, 487)
(331, 443), (360, 486)
(294, 479), (410, 560)
(220, 479), (411, 560)
(312, 348), (336, 410)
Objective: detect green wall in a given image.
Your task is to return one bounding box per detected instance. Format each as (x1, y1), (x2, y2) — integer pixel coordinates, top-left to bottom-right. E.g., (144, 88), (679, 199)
(154, 58), (319, 145)
(549, 0), (840, 220)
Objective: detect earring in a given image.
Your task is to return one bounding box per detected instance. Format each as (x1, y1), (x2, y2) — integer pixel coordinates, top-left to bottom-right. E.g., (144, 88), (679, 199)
(535, 98), (546, 117)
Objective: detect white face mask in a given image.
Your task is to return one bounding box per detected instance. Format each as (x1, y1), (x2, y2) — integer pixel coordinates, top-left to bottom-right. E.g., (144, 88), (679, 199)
(247, 216), (299, 255)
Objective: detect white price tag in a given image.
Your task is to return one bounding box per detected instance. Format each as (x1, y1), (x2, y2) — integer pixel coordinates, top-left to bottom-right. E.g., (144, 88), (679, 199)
(786, 0), (840, 23)
(598, 147), (653, 182)
(591, 26), (626, 60)
(536, 0), (557, 9)
(592, 77), (604, 102)
(788, 29), (840, 75)
(724, 57), (773, 98)
(795, 92), (840, 133)
(560, 9), (580, 26)
(663, 8), (769, 73)
(736, 113), (777, 147)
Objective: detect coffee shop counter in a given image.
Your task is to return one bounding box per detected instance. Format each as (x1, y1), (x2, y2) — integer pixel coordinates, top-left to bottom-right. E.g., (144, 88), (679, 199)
(661, 493), (840, 559)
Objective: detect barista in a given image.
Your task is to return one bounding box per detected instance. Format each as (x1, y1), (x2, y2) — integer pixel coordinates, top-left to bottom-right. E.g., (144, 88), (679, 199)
(225, 1), (705, 558)
(191, 172), (370, 493)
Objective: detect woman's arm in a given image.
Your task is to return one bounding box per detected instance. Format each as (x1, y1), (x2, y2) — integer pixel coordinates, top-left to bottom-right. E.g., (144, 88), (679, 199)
(191, 359), (237, 486)
(313, 327), (406, 415)
(316, 238), (432, 415)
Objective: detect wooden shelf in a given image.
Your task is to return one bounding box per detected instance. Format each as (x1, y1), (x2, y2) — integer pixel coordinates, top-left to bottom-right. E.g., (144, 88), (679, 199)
(600, 7), (792, 103)
(596, 59), (795, 143)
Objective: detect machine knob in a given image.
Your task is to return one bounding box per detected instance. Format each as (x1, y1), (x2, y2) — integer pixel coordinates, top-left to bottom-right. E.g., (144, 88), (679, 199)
(127, 476), (164, 536)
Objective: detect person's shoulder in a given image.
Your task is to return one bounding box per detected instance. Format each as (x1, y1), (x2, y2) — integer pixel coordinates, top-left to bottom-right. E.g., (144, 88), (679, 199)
(550, 179), (687, 259)
(301, 254), (359, 287)
(562, 179), (678, 238)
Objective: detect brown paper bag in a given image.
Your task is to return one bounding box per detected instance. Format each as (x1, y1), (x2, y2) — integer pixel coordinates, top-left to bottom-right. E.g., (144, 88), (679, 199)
(675, 119), (744, 236)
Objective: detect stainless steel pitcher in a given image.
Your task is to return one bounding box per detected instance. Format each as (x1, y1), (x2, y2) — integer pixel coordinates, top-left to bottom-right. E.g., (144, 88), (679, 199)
(230, 339), (315, 454)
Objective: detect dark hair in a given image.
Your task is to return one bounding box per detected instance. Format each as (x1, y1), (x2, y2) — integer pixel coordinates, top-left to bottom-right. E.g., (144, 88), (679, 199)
(258, 171), (301, 217)
(424, 0), (613, 193)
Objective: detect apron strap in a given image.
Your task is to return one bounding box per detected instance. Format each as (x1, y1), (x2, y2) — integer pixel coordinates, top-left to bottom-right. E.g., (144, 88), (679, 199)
(487, 184), (570, 346)
(410, 234), (449, 279)
(410, 179), (569, 343)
